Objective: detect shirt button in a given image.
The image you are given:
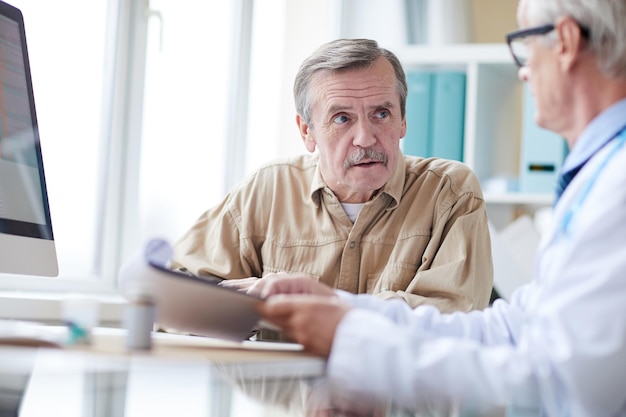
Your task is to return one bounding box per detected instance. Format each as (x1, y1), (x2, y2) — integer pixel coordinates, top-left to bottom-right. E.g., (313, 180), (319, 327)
(349, 241), (355, 249)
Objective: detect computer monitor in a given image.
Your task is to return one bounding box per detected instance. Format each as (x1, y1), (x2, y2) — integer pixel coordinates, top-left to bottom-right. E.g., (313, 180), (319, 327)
(0, 0), (58, 276)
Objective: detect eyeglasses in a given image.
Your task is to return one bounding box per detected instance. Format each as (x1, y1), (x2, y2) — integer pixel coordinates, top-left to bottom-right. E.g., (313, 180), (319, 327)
(506, 23), (590, 68)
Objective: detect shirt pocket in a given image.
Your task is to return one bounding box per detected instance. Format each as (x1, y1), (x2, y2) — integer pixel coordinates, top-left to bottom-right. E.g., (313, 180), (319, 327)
(366, 262), (418, 293)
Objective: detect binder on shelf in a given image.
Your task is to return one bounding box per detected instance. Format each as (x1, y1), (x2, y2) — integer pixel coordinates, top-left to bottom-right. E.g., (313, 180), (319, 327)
(519, 84), (568, 194)
(403, 70), (466, 162)
(430, 71), (466, 162)
(403, 71), (433, 158)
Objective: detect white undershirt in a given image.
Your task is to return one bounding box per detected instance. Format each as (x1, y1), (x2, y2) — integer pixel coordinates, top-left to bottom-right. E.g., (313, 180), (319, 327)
(340, 202), (364, 223)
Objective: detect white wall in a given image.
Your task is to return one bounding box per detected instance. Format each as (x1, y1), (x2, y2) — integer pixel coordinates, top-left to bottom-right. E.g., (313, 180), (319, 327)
(245, 0), (339, 176)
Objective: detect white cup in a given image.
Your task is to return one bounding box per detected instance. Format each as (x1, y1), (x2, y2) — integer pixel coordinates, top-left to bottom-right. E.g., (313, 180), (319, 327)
(124, 297), (156, 350)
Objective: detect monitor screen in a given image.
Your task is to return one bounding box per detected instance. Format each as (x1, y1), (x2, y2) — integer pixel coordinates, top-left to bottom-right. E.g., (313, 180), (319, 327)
(0, 0), (58, 276)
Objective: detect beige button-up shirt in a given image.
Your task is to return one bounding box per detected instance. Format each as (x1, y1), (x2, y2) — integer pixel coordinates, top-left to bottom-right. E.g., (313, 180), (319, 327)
(172, 154), (493, 312)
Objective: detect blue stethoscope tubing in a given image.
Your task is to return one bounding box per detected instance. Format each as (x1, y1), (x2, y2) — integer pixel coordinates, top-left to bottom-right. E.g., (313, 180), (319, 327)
(559, 128), (626, 236)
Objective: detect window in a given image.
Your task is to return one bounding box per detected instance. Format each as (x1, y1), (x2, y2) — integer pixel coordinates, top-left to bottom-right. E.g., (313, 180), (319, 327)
(0, 0), (114, 291)
(0, 0), (336, 322)
(137, 0), (236, 246)
(0, 0), (249, 295)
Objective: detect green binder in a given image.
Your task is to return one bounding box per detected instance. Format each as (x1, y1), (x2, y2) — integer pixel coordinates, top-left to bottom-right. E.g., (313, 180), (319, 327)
(403, 71), (433, 158)
(430, 71), (466, 162)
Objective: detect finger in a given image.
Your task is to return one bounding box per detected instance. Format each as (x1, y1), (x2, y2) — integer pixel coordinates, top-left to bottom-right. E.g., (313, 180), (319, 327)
(258, 295), (298, 317)
(247, 273), (303, 296)
(258, 296), (327, 329)
(259, 280), (295, 298)
(218, 277), (258, 290)
(246, 277), (272, 296)
(260, 277), (316, 297)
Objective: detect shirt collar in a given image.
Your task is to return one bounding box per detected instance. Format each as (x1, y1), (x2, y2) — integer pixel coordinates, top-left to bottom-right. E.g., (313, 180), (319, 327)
(309, 157), (326, 207)
(309, 153), (404, 209)
(563, 97), (626, 173)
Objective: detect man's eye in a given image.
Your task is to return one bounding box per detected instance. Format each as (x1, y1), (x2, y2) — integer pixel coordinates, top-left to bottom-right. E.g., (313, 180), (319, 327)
(375, 110), (389, 119)
(332, 114), (349, 124)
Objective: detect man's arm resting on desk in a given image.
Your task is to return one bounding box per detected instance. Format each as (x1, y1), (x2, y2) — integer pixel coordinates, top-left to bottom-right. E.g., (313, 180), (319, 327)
(375, 192), (494, 313)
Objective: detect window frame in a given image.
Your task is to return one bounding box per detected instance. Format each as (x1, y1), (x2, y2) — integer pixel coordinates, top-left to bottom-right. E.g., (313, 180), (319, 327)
(0, 0), (255, 324)
(0, 0), (335, 325)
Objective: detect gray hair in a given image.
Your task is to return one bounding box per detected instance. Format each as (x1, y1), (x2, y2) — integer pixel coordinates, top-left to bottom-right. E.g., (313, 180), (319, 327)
(525, 0), (626, 79)
(293, 39), (408, 126)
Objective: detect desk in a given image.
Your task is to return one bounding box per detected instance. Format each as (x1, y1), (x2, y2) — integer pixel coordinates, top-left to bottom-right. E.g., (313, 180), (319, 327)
(0, 327), (330, 417)
(0, 328), (515, 417)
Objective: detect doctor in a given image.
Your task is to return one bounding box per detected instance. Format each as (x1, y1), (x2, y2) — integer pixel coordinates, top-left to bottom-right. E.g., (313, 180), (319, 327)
(256, 0), (626, 415)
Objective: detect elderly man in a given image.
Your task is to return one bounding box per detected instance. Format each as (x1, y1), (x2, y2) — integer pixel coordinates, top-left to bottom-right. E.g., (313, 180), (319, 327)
(171, 39), (493, 312)
(257, 0), (626, 415)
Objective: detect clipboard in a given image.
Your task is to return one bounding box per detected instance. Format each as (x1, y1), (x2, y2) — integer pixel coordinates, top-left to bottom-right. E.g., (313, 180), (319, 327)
(118, 239), (264, 342)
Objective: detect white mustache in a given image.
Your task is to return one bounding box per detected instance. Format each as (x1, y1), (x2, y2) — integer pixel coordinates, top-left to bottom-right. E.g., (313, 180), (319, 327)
(344, 148), (388, 169)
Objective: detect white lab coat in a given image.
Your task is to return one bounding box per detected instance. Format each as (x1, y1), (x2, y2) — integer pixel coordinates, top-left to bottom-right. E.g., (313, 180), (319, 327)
(327, 133), (626, 416)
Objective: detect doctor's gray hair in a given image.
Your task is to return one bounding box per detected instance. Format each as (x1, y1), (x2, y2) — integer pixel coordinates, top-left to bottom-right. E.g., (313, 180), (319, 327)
(293, 39), (408, 126)
(524, 0), (626, 79)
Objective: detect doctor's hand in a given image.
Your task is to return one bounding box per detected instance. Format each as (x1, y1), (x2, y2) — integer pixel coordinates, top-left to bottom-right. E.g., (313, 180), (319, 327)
(258, 294), (351, 358)
(218, 277), (260, 292)
(250, 272), (335, 298)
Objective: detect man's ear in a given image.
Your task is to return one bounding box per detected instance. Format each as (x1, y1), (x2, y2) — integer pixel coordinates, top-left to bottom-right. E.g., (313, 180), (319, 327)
(296, 114), (317, 153)
(555, 16), (586, 72)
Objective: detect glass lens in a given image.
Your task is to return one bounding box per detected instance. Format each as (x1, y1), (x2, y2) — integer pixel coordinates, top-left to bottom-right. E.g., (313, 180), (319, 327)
(510, 38), (529, 67)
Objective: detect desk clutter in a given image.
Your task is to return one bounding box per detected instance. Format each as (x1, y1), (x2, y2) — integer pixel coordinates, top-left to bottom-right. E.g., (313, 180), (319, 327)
(0, 327), (325, 417)
(0, 317), (305, 360)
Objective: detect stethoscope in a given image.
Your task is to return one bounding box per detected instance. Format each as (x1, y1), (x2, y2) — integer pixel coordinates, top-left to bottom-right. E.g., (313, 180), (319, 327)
(559, 128), (626, 237)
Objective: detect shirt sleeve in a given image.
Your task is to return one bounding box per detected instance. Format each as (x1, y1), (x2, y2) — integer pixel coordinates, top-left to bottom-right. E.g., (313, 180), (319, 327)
(376, 191), (494, 312)
(327, 143), (626, 417)
(170, 193), (262, 279)
(326, 303), (537, 413)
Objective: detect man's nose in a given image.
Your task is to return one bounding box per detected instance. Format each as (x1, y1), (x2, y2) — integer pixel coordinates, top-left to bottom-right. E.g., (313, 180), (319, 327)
(352, 118), (376, 148)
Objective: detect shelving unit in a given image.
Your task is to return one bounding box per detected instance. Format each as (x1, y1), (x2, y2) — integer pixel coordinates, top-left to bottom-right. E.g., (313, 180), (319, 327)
(335, 0), (543, 292)
(395, 43), (555, 229)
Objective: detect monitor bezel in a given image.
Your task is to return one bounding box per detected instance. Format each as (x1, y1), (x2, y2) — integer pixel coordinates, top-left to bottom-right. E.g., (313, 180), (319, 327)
(0, 0), (58, 277)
